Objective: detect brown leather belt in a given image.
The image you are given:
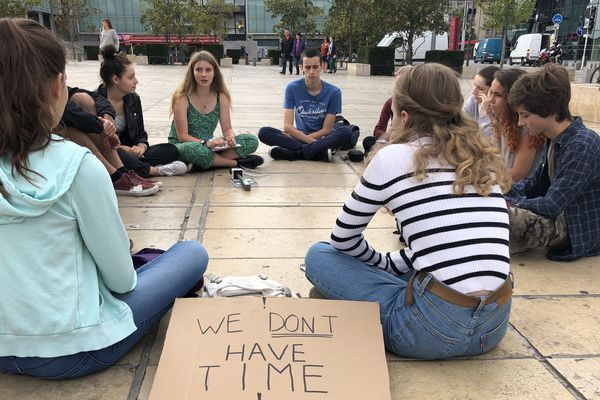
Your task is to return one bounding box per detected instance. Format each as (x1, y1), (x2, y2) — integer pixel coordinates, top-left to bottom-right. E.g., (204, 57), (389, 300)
(405, 271), (513, 308)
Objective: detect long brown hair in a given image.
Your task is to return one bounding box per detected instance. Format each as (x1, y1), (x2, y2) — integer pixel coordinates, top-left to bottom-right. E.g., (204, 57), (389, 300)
(170, 50), (231, 115)
(386, 63), (511, 195)
(0, 18), (66, 196)
(491, 69), (544, 152)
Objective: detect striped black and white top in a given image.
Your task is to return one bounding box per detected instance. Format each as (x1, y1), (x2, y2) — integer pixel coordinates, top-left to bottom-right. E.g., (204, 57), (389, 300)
(330, 142), (510, 294)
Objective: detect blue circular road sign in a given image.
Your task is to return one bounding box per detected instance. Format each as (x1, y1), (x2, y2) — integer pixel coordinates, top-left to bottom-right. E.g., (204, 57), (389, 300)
(552, 14), (563, 24)
(577, 26), (584, 36)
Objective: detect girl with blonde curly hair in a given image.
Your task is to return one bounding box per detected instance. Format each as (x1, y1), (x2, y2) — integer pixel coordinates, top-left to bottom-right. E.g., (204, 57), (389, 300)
(305, 63), (514, 359)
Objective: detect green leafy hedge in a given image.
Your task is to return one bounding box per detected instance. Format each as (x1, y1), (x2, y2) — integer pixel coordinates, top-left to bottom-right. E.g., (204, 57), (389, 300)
(227, 49), (241, 64)
(424, 51), (465, 73)
(134, 44), (169, 64)
(84, 46), (99, 61)
(201, 44), (224, 60)
(130, 44), (224, 64)
(268, 49), (280, 65)
(358, 46), (395, 76)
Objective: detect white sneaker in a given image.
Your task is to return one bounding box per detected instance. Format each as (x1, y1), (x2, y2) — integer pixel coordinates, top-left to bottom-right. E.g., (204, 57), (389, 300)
(157, 161), (188, 176)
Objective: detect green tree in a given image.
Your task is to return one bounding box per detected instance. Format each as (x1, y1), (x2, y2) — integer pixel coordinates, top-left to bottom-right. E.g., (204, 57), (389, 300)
(264, 0), (322, 35)
(324, 0), (385, 60)
(200, 0), (237, 38)
(141, 0), (199, 61)
(50, 0), (97, 59)
(0, 0), (42, 17)
(379, 0), (448, 65)
(140, 0), (234, 63)
(479, 0), (535, 67)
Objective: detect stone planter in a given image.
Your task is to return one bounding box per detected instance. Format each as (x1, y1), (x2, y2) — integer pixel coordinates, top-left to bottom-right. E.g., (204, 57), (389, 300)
(220, 57), (233, 67)
(347, 63), (370, 76)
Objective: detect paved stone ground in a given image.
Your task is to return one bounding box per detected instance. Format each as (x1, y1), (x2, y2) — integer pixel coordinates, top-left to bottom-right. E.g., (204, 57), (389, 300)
(1, 62), (599, 400)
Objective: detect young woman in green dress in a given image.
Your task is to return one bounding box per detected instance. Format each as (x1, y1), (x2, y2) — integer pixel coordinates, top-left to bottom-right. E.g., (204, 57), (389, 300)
(169, 51), (263, 170)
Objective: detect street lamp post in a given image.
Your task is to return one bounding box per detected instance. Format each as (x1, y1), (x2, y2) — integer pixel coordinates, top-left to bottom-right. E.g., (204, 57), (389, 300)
(460, 0), (468, 51)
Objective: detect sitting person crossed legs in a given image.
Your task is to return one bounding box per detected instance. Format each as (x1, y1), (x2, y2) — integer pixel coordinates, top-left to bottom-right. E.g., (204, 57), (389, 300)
(63, 88), (159, 196)
(305, 63), (513, 359)
(258, 47), (357, 162)
(97, 45), (187, 179)
(505, 64), (600, 260)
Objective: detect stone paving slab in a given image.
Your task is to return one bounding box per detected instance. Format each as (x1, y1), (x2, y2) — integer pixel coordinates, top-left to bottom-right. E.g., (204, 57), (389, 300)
(3, 61), (600, 400)
(202, 228), (400, 258)
(548, 358), (600, 399)
(512, 251), (600, 295)
(204, 206), (396, 229)
(0, 367), (135, 400)
(387, 359), (577, 399)
(510, 297), (600, 356)
(209, 185), (355, 205)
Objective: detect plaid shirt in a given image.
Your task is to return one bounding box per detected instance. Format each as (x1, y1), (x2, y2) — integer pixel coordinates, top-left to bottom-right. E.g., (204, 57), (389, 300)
(506, 117), (600, 261)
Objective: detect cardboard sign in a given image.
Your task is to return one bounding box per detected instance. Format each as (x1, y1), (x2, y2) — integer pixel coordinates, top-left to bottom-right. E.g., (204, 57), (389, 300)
(149, 297), (391, 400)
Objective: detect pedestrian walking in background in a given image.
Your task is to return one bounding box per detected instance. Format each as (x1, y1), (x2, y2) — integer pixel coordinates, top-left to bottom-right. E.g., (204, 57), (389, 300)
(280, 29), (294, 75)
(99, 18), (119, 52)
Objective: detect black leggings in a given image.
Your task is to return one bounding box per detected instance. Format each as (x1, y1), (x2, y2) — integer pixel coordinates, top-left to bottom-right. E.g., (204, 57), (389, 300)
(117, 143), (179, 178)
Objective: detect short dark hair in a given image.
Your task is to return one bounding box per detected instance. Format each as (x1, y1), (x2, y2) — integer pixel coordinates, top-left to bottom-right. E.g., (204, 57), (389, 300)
(477, 66), (500, 87)
(301, 47), (321, 62)
(508, 64), (572, 121)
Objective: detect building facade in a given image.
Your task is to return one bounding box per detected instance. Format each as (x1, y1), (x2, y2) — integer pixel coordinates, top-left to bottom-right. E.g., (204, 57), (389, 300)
(449, 0), (599, 61)
(78, 0), (330, 38)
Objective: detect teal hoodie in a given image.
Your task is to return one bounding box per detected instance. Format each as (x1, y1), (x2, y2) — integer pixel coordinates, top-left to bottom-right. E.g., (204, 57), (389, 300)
(0, 136), (137, 358)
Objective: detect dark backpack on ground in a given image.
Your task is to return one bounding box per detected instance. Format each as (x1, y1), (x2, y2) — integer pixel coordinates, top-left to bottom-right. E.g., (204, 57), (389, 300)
(335, 115), (360, 150)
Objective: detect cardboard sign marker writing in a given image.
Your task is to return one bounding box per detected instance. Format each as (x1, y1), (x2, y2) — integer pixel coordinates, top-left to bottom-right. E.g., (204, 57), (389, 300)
(149, 297), (391, 400)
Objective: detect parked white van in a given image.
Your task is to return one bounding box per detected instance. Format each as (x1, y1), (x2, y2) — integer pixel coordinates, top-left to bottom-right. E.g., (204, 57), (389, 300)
(378, 31), (449, 65)
(509, 33), (551, 65)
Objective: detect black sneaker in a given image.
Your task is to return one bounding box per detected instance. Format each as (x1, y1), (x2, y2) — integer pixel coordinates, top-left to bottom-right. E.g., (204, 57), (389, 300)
(313, 148), (332, 162)
(237, 155), (264, 169)
(269, 146), (301, 161)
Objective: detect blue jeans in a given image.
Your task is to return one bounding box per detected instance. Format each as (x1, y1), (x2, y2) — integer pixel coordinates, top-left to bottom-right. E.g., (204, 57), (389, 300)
(304, 242), (511, 359)
(0, 241), (208, 379)
(293, 55), (301, 74)
(258, 125), (357, 159)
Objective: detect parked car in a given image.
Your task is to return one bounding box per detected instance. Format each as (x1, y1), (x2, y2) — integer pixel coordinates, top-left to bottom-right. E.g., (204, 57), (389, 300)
(474, 37), (503, 63)
(509, 33), (551, 66)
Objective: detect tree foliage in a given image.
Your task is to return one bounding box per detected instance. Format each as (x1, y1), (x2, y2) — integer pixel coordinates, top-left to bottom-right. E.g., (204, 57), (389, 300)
(264, 0), (322, 35)
(50, 0), (97, 58)
(140, 0), (235, 47)
(201, 0), (237, 38)
(323, 0), (385, 59)
(324, 0), (447, 64)
(140, 0), (234, 63)
(479, 0), (535, 66)
(0, 0), (42, 18)
(378, 0), (448, 64)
